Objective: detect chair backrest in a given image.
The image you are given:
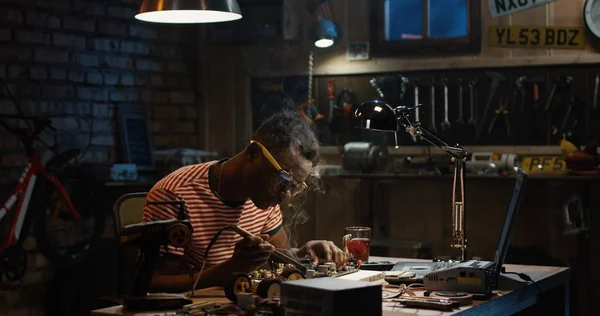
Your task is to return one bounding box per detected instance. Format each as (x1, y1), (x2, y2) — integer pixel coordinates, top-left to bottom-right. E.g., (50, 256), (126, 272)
(113, 192), (148, 236)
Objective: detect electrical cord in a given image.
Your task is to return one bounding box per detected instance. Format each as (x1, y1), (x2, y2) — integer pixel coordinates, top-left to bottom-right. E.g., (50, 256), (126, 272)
(190, 225), (238, 294)
(501, 266), (542, 294)
(500, 267), (549, 316)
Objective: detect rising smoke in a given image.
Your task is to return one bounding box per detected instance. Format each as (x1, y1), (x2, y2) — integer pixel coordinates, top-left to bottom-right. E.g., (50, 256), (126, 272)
(280, 159), (326, 249)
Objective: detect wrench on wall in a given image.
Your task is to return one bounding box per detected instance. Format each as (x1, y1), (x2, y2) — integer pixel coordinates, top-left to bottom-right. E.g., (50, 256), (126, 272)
(441, 77), (451, 134)
(475, 72), (506, 142)
(429, 78), (437, 133)
(456, 78), (464, 126)
(467, 78), (477, 128)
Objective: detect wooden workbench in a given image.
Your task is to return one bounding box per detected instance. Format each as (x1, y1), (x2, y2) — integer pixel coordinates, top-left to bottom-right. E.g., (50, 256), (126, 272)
(91, 257), (570, 316)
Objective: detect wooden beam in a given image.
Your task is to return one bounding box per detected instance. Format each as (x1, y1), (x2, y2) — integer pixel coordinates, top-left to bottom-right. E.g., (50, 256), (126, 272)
(250, 54), (600, 77)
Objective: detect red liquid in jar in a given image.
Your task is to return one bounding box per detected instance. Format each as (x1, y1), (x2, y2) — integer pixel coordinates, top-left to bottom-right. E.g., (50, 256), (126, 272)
(346, 238), (370, 262)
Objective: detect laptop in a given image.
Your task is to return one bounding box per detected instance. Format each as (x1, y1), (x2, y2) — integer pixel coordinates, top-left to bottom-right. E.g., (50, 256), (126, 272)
(386, 168), (528, 283)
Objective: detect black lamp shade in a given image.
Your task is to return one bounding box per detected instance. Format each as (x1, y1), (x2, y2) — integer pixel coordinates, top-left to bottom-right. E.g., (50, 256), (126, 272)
(309, 19), (342, 48)
(135, 0), (242, 23)
(353, 100), (398, 131)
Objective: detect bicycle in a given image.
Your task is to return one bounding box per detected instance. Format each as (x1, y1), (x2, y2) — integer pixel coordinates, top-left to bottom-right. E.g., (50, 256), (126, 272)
(0, 114), (105, 280)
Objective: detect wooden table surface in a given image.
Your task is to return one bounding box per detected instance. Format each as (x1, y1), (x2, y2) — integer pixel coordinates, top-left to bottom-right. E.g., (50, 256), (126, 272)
(91, 256), (570, 316)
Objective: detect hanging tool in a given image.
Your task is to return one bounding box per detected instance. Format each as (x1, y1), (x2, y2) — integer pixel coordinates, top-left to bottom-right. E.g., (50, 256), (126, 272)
(554, 95), (585, 139)
(455, 78), (464, 127)
(544, 76), (573, 113)
(532, 82), (541, 138)
(411, 79), (420, 143)
(335, 88), (358, 122)
(467, 78), (477, 128)
(475, 72), (506, 142)
(413, 79), (421, 123)
(488, 98), (511, 136)
(329, 79), (347, 140)
(327, 79), (336, 123)
(429, 78), (437, 133)
(440, 77), (451, 134)
(593, 73), (599, 111)
(514, 76), (526, 114)
(370, 78), (384, 100)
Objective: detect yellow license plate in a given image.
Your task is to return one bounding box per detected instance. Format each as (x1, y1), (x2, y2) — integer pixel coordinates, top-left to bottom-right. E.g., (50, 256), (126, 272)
(520, 156), (567, 174)
(488, 26), (585, 49)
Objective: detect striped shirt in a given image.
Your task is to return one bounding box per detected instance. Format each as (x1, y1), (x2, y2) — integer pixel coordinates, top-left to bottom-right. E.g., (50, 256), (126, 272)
(142, 160), (283, 268)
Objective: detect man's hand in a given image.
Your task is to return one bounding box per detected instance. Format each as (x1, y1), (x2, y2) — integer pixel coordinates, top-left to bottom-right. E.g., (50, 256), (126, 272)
(228, 235), (275, 272)
(294, 240), (347, 267)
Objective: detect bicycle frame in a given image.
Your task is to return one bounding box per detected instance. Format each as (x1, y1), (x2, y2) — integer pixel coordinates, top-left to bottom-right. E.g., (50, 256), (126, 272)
(0, 152), (82, 251)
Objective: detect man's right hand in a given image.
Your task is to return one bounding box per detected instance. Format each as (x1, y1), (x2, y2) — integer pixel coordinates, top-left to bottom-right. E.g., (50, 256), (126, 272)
(228, 235), (275, 272)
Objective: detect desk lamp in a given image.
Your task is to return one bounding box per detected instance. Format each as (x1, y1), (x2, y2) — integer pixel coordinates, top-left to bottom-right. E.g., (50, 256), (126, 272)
(354, 100), (469, 261)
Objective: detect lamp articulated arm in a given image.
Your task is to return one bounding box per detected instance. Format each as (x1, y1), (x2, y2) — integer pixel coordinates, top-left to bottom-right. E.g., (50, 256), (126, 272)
(394, 105), (469, 261)
(353, 100), (470, 260)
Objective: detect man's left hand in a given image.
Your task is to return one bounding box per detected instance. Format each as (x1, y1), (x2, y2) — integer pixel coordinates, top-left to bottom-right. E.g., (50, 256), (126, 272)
(294, 240), (347, 267)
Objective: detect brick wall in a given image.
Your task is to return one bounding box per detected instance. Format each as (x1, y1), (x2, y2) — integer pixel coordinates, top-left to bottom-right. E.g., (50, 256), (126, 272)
(0, 0), (200, 182)
(0, 0), (199, 314)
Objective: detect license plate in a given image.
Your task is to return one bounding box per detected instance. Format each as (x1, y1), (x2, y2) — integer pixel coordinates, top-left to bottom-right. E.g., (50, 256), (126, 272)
(488, 26), (585, 49)
(520, 156), (566, 174)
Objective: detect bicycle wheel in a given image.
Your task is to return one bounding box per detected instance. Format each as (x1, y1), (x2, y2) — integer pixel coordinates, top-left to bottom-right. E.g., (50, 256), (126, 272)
(33, 166), (105, 269)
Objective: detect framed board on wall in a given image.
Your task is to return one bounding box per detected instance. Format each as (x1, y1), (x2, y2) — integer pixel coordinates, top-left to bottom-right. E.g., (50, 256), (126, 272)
(250, 76), (394, 148)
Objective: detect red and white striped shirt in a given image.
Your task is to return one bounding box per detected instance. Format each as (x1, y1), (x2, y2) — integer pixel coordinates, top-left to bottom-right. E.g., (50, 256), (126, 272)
(142, 160), (283, 268)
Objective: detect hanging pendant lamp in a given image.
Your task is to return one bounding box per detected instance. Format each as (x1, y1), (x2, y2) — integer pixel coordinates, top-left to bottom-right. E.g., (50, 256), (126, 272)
(135, 0), (242, 24)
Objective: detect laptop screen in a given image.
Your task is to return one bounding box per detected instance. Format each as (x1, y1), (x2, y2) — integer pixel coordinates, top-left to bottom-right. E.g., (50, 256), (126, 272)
(493, 168), (528, 276)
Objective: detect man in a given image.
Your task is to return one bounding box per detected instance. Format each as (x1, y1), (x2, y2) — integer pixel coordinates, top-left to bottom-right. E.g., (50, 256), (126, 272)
(143, 110), (347, 292)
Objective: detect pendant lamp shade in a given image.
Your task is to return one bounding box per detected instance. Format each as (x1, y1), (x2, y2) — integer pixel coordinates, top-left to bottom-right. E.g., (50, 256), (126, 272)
(135, 0), (242, 24)
(309, 19), (342, 48)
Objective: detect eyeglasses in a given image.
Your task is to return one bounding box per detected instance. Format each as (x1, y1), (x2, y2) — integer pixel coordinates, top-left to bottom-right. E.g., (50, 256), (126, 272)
(250, 140), (308, 196)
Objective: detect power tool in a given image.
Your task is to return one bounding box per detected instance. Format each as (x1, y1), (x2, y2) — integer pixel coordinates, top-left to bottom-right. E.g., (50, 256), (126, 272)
(120, 200), (194, 311)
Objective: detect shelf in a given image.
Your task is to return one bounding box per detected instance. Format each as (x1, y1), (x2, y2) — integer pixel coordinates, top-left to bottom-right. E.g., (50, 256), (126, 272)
(319, 146), (600, 156)
(329, 173), (600, 181)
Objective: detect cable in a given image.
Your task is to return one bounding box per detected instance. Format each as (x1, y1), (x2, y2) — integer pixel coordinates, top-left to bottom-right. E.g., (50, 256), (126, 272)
(191, 225), (235, 294)
(500, 267), (548, 315)
(501, 267), (542, 294)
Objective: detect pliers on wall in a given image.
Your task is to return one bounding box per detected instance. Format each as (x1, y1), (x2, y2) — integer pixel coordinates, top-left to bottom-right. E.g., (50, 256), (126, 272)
(488, 98), (511, 136)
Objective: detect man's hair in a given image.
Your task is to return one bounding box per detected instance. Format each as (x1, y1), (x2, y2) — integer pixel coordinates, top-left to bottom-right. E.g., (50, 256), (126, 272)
(252, 110), (320, 165)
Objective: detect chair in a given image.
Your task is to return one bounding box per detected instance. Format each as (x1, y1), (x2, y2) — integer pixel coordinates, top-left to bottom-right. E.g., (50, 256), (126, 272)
(114, 192), (149, 236)
(86, 192), (149, 311)
(113, 192), (149, 296)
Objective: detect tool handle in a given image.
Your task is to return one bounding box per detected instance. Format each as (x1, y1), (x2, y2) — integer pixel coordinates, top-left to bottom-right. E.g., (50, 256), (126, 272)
(457, 81), (463, 120)
(430, 83), (436, 131)
(593, 74), (599, 110)
(230, 225), (308, 273)
(544, 84), (557, 112)
(414, 86), (420, 122)
(443, 84), (449, 120)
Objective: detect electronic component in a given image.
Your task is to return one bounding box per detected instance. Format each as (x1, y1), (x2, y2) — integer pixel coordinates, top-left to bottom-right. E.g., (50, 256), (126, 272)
(281, 277), (382, 316)
(359, 261), (395, 271)
(422, 260), (497, 296)
(341, 142), (389, 173)
(384, 271), (417, 284)
(395, 298), (457, 311)
(390, 169), (528, 296)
